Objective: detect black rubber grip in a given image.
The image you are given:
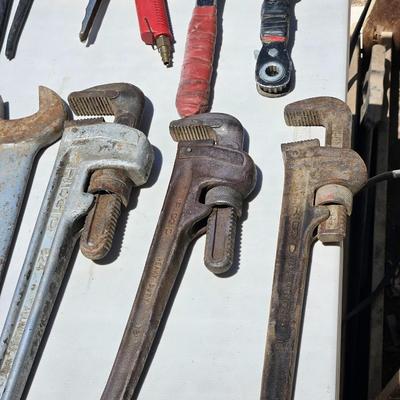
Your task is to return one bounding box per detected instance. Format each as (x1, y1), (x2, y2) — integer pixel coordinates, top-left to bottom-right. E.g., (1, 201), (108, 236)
(261, 0), (290, 39)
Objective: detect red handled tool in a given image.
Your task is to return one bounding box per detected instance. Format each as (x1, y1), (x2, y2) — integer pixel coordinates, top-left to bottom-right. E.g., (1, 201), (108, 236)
(135, 0), (174, 67)
(176, 0), (218, 117)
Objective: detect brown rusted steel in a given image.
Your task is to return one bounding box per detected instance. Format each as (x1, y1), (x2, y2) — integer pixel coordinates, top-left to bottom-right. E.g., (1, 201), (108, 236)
(363, 0), (400, 54)
(79, 168), (132, 259)
(260, 97), (368, 400)
(101, 112), (256, 400)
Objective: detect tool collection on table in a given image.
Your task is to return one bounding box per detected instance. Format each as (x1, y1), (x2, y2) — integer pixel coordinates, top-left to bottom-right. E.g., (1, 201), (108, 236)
(0, 0), (398, 399)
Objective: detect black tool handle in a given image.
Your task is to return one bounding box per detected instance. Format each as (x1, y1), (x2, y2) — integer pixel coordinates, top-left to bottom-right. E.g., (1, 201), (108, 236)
(261, 0), (290, 42)
(5, 0), (34, 59)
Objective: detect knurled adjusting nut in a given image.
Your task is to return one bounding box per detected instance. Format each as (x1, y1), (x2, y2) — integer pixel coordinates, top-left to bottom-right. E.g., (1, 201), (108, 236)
(204, 186), (243, 217)
(314, 184), (353, 216)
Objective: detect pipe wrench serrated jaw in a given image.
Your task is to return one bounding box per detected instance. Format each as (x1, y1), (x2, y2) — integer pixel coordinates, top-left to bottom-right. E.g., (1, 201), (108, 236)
(68, 83), (152, 260)
(284, 96), (363, 243)
(170, 112), (256, 274)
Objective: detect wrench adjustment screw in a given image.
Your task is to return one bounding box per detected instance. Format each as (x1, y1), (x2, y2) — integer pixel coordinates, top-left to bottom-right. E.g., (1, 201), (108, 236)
(204, 186), (243, 274)
(80, 169), (131, 260)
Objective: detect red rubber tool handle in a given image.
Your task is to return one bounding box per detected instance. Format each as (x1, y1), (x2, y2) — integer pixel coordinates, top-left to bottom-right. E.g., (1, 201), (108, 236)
(176, 5), (217, 117)
(135, 0), (173, 45)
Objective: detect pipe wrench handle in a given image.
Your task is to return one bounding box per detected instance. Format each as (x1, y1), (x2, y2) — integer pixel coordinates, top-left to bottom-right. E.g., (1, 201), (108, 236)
(176, 5), (217, 117)
(101, 174), (196, 400)
(0, 144), (37, 283)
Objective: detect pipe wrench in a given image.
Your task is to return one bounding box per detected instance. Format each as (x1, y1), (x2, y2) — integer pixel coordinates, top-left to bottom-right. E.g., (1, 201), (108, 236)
(260, 97), (368, 400)
(101, 113), (256, 399)
(0, 85), (154, 399)
(0, 87), (66, 292)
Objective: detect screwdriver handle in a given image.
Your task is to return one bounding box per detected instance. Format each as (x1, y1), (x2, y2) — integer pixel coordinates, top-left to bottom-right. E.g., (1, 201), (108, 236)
(176, 5), (217, 117)
(135, 0), (173, 45)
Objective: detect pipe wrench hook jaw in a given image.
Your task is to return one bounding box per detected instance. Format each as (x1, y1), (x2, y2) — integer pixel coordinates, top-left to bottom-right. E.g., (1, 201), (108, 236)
(170, 113), (245, 151)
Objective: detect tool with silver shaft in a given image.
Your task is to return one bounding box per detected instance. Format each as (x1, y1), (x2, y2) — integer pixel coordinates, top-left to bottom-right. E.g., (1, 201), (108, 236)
(0, 89), (154, 399)
(0, 87), (66, 292)
(260, 97), (368, 400)
(101, 113), (256, 399)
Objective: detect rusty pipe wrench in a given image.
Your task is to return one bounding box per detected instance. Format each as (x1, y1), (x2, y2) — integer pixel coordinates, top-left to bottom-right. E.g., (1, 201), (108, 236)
(101, 113), (256, 399)
(260, 97), (368, 400)
(0, 100), (154, 399)
(0, 87), (66, 291)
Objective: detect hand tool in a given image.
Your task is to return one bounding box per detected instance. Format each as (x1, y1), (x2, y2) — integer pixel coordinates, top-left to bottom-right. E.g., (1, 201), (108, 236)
(260, 97), (368, 400)
(256, 0), (294, 97)
(68, 83), (147, 260)
(0, 0), (13, 48)
(5, 0), (33, 60)
(176, 0), (218, 117)
(101, 112), (256, 399)
(135, 0), (174, 66)
(0, 86), (154, 400)
(79, 0), (104, 42)
(0, 87), (66, 292)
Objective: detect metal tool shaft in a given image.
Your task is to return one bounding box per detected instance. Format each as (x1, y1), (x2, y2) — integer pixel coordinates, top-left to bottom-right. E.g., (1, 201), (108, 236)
(80, 0), (103, 42)
(0, 87), (66, 292)
(0, 146), (38, 281)
(0, 122), (153, 399)
(5, 0), (33, 59)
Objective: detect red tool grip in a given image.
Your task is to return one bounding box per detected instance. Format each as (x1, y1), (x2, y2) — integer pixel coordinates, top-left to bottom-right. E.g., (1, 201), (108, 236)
(176, 5), (217, 117)
(135, 0), (173, 44)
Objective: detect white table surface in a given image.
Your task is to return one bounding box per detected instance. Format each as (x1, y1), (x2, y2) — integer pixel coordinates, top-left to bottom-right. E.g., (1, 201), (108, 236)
(0, 1), (350, 399)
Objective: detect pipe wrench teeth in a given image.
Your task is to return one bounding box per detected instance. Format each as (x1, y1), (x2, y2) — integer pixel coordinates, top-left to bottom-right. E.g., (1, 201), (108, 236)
(68, 83), (148, 260)
(0, 86), (66, 291)
(101, 112), (256, 399)
(261, 98), (367, 400)
(0, 111), (153, 399)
